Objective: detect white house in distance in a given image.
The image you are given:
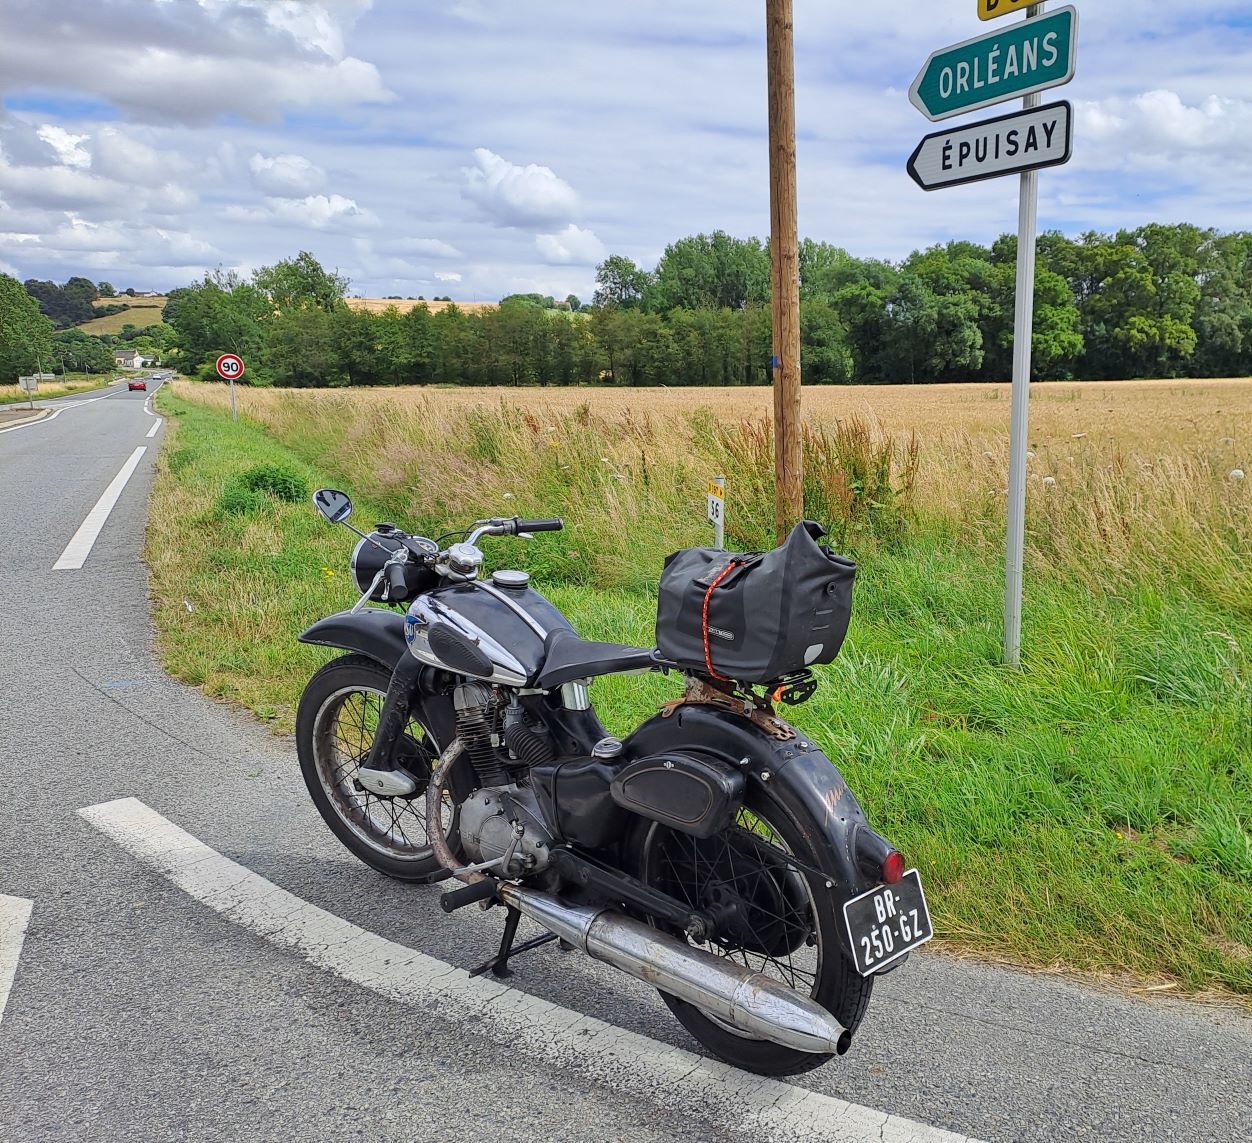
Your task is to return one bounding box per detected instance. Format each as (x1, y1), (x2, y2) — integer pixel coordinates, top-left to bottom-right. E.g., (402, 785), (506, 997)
(111, 348), (151, 369)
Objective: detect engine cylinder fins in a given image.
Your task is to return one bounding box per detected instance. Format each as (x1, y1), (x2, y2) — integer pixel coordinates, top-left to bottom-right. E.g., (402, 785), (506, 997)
(453, 681), (510, 787)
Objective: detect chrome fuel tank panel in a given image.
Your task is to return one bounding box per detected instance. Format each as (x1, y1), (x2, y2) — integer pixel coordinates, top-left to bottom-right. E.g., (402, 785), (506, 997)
(404, 581), (573, 685)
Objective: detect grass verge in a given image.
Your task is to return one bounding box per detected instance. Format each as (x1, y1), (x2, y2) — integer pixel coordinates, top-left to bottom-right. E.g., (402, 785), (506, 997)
(0, 374), (114, 405)
(148, 386), (1252, 1003)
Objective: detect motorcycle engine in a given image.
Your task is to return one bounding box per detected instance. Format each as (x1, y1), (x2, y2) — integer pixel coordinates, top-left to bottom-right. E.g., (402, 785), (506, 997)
(459, 784), (553, 876)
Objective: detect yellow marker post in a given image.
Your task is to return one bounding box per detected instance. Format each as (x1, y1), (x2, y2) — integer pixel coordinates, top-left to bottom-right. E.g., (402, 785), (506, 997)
(979, 0), (1039, 20)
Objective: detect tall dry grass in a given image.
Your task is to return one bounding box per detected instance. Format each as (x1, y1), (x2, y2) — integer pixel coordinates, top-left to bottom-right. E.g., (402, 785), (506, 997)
(171, 379), (1250, 611)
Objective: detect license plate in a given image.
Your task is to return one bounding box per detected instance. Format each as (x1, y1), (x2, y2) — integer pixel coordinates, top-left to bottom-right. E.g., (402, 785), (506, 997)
(842, 869), (933, 976)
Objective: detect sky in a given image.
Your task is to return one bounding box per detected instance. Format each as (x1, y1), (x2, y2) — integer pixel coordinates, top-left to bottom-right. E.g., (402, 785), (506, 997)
(1, 0), (1250, 302)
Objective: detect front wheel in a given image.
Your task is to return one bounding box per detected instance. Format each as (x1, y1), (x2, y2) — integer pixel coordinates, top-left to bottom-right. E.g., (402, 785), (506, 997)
(296, 653), (456, 882)
(632, 781), (873, 1076)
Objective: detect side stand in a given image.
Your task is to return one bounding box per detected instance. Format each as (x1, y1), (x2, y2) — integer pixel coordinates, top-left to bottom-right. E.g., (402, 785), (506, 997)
(468, 905), (558, 979)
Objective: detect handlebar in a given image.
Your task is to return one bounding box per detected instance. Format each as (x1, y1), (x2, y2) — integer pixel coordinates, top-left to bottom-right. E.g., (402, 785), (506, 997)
(513, 517), (563, 534)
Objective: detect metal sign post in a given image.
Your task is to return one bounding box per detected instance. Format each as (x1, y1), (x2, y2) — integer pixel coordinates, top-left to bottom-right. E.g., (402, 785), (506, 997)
(215, 353), (245, 420)
(907, 0), (1075, 667)
(1002, 2), (1047, 668)
(707, 477), (726, 550)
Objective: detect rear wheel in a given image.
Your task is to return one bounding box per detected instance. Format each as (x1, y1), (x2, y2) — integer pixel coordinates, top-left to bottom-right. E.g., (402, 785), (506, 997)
(633, 782), (872, 1076)
(296, 653), (457, 882)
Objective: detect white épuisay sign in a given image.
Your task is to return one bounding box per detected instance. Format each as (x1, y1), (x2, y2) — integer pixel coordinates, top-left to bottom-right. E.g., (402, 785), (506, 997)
(907, 101), (1071, 191)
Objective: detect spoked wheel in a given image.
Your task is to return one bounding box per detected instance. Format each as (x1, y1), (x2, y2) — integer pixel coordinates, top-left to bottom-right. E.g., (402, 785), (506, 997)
(634, 783), (873, 1076)
(296, 653), (457, 882)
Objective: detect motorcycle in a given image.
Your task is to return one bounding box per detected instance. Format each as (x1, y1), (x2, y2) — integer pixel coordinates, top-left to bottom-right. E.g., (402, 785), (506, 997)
(295, 488), (933, 1076)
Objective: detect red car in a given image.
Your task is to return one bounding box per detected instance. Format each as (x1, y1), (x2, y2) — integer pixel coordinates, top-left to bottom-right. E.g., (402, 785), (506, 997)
(128, 380), (147, 391)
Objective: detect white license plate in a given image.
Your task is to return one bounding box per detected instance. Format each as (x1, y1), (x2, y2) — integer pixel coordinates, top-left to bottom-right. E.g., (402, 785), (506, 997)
(842, 869), (933, 976)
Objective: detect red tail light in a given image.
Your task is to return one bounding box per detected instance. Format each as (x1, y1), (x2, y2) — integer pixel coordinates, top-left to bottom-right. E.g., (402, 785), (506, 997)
(881, 850), (905, 885)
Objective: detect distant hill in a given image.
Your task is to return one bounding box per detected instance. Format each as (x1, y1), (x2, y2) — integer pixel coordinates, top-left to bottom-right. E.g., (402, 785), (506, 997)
(346, 298), (497, 316)
(74, 295), (496, 335)
(78, 296), (169, 334)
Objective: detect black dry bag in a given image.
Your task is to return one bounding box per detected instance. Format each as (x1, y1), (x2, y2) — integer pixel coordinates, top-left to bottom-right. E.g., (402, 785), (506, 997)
(655, 521), (856, 685)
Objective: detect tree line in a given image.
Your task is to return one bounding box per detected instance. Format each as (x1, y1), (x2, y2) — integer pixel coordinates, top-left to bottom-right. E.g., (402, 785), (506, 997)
(5, 222), (1252, 387)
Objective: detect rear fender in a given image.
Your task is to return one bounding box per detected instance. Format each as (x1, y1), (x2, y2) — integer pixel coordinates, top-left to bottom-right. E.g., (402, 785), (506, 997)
(622, 703), (880, 905)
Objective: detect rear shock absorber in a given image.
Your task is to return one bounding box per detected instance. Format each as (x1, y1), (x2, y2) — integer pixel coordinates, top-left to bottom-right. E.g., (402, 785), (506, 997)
(453, 681), (510, 788)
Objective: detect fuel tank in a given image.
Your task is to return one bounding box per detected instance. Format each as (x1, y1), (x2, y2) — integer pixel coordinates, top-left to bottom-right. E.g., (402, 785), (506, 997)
(405, 574), (573, 686)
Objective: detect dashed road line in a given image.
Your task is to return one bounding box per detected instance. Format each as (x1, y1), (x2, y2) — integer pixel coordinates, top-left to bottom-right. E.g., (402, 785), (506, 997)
(0, 895), (33, 1025)
(80, 797), (981, 1143)
(53, 446), (147, 571)
(146, 422), (160, 438)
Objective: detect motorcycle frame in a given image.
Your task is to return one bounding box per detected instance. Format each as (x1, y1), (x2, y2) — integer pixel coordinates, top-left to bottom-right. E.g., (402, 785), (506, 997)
(299, 606), (879, 934)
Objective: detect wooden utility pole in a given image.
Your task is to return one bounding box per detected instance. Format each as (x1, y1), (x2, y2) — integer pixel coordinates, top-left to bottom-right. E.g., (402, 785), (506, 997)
(767, 0), (803, 541)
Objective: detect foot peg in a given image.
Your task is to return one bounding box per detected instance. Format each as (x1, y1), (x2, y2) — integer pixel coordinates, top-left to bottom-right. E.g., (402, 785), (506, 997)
(357, 767), (417, 797)
(441, 878), (500, 913)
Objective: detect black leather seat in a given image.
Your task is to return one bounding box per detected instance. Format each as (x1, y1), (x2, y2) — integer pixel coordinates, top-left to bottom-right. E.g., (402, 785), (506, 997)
(535, 629), (661, 689)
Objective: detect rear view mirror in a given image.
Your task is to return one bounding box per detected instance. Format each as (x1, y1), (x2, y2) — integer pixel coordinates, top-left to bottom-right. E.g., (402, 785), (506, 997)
(313, 488), (353, 524)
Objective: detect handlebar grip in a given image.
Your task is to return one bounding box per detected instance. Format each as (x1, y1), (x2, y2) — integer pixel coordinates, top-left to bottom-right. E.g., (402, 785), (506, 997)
(387, 562), (408, 594)
(514, 517), (563, 534)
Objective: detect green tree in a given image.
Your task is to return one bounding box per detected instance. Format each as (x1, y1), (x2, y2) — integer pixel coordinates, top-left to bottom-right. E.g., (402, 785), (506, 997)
(646, 231), (770, 312)
(593, 255), (652, 309)
(0, 273), (55, 382)
(253, 251), (348, 314)
(52, 328), (114, 373)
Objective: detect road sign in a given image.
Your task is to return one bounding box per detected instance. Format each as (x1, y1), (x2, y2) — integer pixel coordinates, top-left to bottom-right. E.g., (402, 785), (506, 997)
(17, 376), (37, 392)
(978, 0), (1037, 20)
(215, 354), (244, 380)
(909, 5), (1077, 121)
(907, 101), (1072, 191)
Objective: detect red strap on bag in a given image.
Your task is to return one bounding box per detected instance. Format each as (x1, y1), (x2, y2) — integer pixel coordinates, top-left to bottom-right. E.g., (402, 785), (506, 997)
(701, 559), (742, 681)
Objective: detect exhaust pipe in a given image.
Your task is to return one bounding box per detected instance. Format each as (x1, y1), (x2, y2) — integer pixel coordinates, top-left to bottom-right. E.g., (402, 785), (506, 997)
(498, 883), (851, 1057)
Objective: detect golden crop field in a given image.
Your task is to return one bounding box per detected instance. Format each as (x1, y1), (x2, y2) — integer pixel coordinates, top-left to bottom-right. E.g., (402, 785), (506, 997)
(346, 298), (497, 316)
(186, 377), (1250, 492)
(79, 296), (169, 334)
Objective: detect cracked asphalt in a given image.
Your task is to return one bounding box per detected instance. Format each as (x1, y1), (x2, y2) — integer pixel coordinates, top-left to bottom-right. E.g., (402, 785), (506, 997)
(0, 381), (1248, 1142)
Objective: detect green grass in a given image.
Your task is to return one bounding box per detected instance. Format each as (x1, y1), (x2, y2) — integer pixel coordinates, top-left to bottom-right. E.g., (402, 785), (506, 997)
(0, 374), (113, 405)
(148, 388), (1252, 1001)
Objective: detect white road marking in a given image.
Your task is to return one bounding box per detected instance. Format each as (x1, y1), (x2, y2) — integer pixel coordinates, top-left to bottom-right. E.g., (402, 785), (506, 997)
(0, 387), (121, 435)
(0, 895), (33, 1025)
(146, 422), (160, 438)
(80, 798), (981, 1143)
(53, 446), (147, 571)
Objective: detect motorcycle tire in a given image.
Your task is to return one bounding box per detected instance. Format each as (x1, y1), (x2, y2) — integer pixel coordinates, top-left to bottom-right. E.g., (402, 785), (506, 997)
(632, 779), (873, 1076)
(296, 653), (460, 883)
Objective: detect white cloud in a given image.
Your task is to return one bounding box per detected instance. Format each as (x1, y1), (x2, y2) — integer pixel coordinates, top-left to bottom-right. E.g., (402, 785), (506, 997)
(248, 153), (328, 197)
(535, 224), (606, 266)
(435, 271), (462, 282)
(226, 193), (379, 230)
(36, 126), (90, 169)
(0, 0), (392, 125)
(463, 148), (579, 228)
(1079, 90), (1252, 163)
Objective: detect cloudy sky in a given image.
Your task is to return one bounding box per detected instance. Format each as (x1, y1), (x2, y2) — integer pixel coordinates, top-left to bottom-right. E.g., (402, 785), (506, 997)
(1, 0), (1250, 301)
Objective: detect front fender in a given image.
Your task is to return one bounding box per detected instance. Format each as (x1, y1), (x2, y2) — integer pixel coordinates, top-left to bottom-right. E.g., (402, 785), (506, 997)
(299, 608), (408, 669)
(622, 703), (879, 903)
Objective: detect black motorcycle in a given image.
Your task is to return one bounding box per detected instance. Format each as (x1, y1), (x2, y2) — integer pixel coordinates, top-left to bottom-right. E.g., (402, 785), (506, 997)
(295, 488), (933, 1076)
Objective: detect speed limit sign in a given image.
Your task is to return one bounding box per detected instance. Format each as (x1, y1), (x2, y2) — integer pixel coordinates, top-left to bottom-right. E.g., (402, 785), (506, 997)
(215, 353), (244, 380)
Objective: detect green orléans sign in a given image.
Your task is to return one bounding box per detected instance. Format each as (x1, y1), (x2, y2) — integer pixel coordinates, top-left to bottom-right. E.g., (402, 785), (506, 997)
(909, 5), (1078, 122)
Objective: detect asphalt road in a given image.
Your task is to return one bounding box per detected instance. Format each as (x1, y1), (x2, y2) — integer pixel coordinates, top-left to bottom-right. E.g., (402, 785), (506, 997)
(0, 380), (1248, 1142)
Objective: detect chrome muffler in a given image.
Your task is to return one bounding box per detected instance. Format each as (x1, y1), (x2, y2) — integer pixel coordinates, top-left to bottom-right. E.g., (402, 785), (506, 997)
(498, 883), (851, 1056)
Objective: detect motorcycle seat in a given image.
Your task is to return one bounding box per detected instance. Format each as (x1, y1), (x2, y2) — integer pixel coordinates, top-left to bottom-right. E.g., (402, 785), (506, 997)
(536, 629), (662, 689)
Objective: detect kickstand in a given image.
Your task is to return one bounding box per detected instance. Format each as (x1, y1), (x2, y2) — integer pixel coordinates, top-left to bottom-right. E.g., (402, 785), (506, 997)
(469, 905), (558, 979)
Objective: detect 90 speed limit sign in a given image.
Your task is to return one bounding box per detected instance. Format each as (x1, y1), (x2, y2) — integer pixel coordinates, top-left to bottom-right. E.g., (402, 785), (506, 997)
(215, 353), (245, 380)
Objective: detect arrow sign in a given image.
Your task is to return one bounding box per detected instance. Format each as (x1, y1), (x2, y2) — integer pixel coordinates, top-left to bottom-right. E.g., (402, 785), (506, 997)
(910, 5), (1078, 121)
(907, 101), (1072, 192)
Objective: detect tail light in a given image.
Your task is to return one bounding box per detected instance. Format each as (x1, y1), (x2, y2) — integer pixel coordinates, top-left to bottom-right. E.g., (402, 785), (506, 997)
(853, 824), (906, 885)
